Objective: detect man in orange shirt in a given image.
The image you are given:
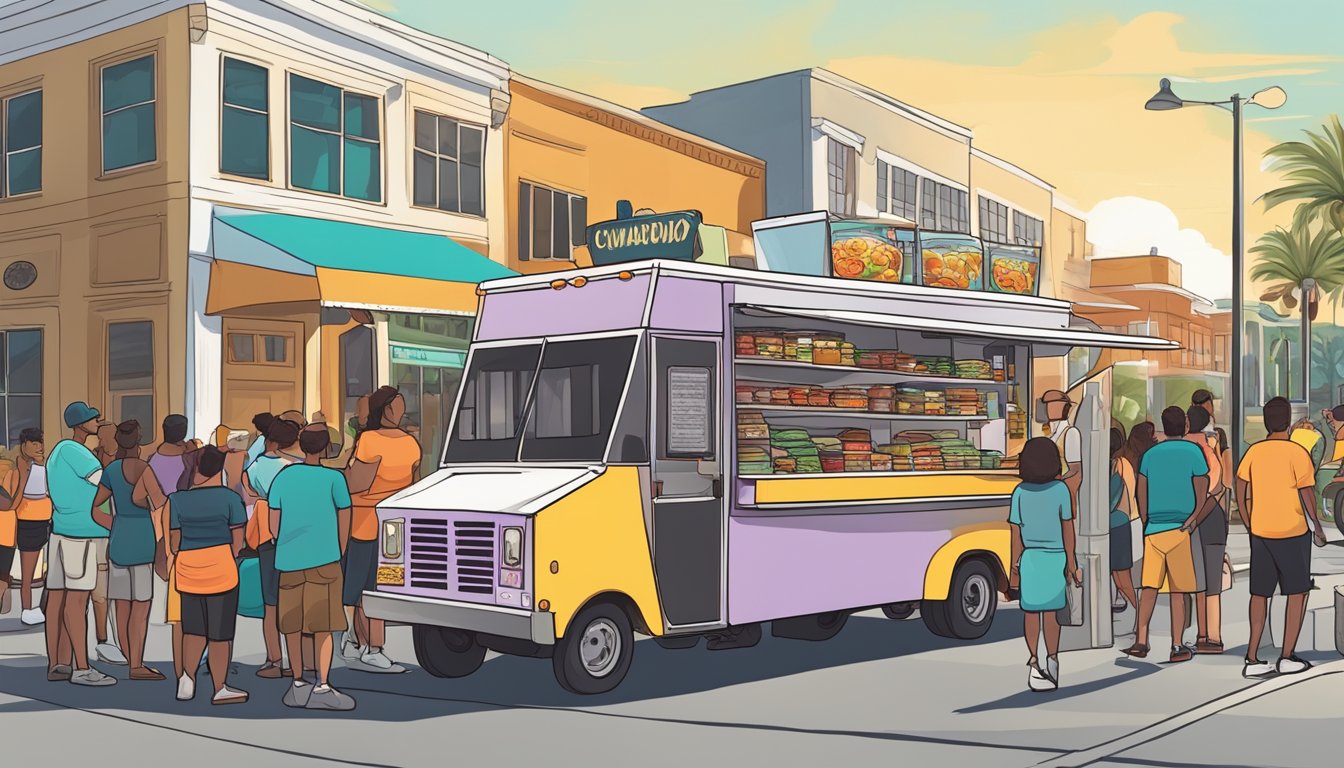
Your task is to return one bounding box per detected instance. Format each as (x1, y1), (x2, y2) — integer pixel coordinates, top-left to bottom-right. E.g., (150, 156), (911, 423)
(1235, 397), (1329, 678)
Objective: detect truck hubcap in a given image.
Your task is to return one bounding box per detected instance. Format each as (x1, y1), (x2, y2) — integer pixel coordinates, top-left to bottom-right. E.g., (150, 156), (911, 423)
(580, 618), (621, 677)
(963, 574), (991, 623)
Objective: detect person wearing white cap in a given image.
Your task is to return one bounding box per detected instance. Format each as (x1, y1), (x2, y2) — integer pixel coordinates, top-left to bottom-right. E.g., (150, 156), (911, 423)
(1040, 390), (1083, 506)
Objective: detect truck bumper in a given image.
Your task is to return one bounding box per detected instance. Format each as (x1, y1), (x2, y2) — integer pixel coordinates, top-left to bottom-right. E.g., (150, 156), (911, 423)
(362, 591), (556, 645)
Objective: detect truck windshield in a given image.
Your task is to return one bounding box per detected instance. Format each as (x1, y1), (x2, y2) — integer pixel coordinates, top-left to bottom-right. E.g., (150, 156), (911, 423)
(444, 336), (637, 463)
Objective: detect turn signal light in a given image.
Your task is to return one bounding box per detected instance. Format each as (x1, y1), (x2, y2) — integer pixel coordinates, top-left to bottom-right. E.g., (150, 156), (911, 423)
(570, 276), (588, 288)
(475, 286), (487, 296)
(550, 279), (567, 290)
(538, 599), (550, 611)
(618, 271), (634, 281)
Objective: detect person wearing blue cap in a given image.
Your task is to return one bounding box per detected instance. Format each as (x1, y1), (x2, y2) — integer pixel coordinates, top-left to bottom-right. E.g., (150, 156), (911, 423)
(44, 402), (117, 687)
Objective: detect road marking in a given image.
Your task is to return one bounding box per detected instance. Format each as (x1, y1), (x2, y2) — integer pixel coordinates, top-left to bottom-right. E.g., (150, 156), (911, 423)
(1035, 660), (1344, 768)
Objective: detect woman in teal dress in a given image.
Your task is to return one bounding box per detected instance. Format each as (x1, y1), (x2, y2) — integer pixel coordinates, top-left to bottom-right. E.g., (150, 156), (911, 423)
(1009, 437), (1083, 691)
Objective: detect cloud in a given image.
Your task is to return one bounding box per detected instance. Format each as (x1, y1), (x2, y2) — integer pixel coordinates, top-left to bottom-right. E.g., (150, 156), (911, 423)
(1086, 196), (1231, 300)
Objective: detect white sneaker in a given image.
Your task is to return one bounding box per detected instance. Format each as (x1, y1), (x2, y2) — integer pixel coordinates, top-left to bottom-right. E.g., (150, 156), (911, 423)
(1242, 659), (1276, 679)
(1276, 656), (1312, 675)
(338, 632), (363, 662)
(212, 685), (249, 705)
(69, 668), (117, 687)
(176, 673), (195, 701)
(1028, 662), (1054, 692)
(95, 642), (128, 666)
(355, 647), (406, 674)
(1045, 655), (1059, 687)
(20, 608), (45, 625)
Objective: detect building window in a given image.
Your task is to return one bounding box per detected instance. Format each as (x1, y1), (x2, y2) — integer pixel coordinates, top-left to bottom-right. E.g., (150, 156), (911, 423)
(979, 197), (1010, 243)
(220, 58), (268, 179)
(919, 178), (968, 232)
(412, 110), (485, 216)
(518, 181), (586, 261)
(1013, 210), (1044, 246)
(826, 138), (856, 217)
(227, 331), (292, 366)
(876, 160), (918, 221)
(1, 89), (42, 196)
(289, 73), (381, 202)
(101, 55), (156, 173)
(0, 328), (42, 448)
(108, 321), (154, 444)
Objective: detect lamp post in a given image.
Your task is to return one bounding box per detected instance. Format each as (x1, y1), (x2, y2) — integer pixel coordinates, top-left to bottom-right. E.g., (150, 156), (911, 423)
(1144, 78), (1287, 462)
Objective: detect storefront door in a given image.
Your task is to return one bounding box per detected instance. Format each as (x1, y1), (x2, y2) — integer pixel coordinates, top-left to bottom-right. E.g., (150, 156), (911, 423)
(392, 354), (464, 470)
(220, 318), (304, 431)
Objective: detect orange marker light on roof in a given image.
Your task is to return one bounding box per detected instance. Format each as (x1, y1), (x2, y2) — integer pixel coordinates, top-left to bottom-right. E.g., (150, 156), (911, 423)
(550, 279), (567, 290)
(475, 286), (487, 296)
(618, 271), (634, 281)
(570, 276), (588, 288)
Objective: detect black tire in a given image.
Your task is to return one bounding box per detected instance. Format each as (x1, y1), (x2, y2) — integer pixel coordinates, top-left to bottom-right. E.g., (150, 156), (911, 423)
(412, 625), (487, 678)
(771, 611), (849, 641)
(552, 602), (634, 695)
(881, 602), (917, 620)
(922, 558), (997, 640)
(654, 634), (700, 650)
(921, 597), (954, 638)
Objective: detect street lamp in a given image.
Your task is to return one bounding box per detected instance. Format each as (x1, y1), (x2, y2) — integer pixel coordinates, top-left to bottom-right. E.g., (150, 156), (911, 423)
(1144, 78), (1286, 462)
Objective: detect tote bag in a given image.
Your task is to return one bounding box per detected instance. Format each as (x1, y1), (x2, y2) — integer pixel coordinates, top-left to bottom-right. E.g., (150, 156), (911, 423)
(1129, 517), (1144, 564)
(236, 556), (264, 619)
(1057, 567), (1084, 627)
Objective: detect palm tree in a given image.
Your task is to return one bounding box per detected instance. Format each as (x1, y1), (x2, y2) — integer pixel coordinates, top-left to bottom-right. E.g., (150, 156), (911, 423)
(1251, 218), (1344, 401)
(1311, 330), (1344, 404)
(1262, 115), (1344, 231)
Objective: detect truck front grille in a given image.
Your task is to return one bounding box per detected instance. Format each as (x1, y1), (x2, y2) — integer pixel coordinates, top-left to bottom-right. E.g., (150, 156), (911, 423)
(454, 521), (496, 594)
(407, 518), (450, 590)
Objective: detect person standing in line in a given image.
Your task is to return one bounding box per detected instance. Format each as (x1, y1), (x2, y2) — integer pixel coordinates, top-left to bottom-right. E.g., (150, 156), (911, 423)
(269, 426), (356, 711)
(1184, 405), (1228, 654)
(1236, 397), (1330, 678)
(91, 421), (169, 680)
(2, 429), (52, 625)
(1122, 421), (1158, 477)
(340, 387), (418, 673)
(1108, 427), (1139, 619)
(245, 412), (276, 471)
(242, 418), (302, 678)
(168, 445), (248, 704)
(1009, 437), (1082, 692)
(44, 402), (116, 686)
(1124, 406), (1210, 663)
(149, 415), (192, 501)
(1040, 389), (1083, 501)
(87, 422), (127, 667)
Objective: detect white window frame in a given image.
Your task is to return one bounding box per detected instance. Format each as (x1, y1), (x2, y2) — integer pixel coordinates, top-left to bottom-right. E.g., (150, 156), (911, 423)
(411, 108), (487, 217)
(518, 180), (586, 262)
(1, 87), (42, 198)
(286, 71), (384, 203)
(218, 55), (271, 181)
(99, 53), (157, 175)
(1012, 208), (1046, 247)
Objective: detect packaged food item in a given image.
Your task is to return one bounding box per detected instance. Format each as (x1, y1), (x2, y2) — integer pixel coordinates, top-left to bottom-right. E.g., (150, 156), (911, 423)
(784, 332), (816, 363)
(839, 428), (873, 453)
(820, 452), (845, 473)
(756, 335), (784, 359)
(987, 245), (1041, 296)
(813, 339), (842, 366)
(736, 385), (757, 404)
(770, 387), (792, 404)
(880, 352), (898, 369)
(753, 389), (774, 404)
(737, 445), (772, 474)
(870, 453), (893, 472)
(774, 457), (797, 473)
(789, 388), (812, 407)
(858, 351), (884, 369)
(737, 412), (770, 441)
(840, 342), (857, 366)
(843, 454), (872, 472)
(832, 389), (869, 409)
(736, 333), (757, 357)
(955, 359), (992, 379)
(808, 389), (834, 408)
(828, 223), (911, 284)
(920, 233), (985, 291)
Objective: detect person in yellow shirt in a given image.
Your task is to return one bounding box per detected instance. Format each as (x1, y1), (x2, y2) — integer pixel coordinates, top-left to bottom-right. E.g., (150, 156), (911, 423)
(1, 429), (51, 625)
(1235, 397), (1329, 679)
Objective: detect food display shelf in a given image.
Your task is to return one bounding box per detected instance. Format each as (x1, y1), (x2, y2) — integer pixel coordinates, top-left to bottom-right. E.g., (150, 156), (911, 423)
(733, 357), (1007, 386)
(737, 404), (991, 421)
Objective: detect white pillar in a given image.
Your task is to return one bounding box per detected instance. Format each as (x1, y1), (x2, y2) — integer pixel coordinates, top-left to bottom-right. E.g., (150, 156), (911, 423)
(185, 255), (222, 443)
(1061, 375), (1115, 651)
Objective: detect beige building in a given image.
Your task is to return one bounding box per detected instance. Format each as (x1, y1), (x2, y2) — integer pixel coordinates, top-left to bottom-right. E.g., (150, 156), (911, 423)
(0, 0), (512, 469)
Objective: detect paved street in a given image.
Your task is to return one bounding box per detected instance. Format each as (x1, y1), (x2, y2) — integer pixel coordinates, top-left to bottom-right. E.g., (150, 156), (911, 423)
(1, 528), (1340, 767)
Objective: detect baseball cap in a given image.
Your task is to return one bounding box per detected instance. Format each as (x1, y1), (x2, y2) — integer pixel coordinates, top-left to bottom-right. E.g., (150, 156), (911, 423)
(1191, 389), (1214, 405)
(1041, 389), (1072, 404)
(63, 401), (102, 428)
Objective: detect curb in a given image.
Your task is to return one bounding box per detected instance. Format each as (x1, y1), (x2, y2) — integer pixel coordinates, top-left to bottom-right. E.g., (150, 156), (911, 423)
(1035, 659), (1344, 767)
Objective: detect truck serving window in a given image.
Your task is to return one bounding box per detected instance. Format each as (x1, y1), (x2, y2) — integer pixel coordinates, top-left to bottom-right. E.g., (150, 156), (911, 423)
(520, 336), (637, 462)
(444, 343), (540, 462)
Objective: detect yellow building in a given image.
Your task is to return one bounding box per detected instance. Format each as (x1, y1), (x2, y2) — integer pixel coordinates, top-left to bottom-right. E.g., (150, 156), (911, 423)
(504, 75), (765, 275)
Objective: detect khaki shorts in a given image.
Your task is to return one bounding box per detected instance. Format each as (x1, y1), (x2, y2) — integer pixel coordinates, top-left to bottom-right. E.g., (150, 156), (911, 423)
(46, 534), (104, 592)
(1142, 529), (1198, 593)
(108, 562), (154, 602)
(278, 562), (345, 635)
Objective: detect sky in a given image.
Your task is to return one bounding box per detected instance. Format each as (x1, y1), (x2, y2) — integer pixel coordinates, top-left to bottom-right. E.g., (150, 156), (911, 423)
(367, 0), (1344, 300)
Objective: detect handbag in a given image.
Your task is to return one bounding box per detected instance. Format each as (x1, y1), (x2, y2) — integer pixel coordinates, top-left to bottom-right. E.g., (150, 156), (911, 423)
(1058, 567), (1084, 627)
(1129, 517), (1144, 564)
(1222, 553), (1234, 592)
(236, 555), (264, 619)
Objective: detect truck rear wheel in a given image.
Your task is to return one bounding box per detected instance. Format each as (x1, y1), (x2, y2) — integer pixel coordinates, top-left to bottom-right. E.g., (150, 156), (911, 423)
(922, 558), (997, 640)
(553, 602), (634, 695)
(412, 625), (487, 678)
(771, 611), (849, 641)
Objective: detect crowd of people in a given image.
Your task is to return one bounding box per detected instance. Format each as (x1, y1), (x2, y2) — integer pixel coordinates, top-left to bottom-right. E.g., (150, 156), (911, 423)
(0, 386), (421, 711)
(1009, 389), (1331, 692)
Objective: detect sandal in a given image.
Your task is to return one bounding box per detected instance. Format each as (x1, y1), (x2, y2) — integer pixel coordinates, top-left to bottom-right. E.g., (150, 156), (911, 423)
(1169, 645), (1193, 663)
(1121, 642), (1150, 658)
(130, 666), (167, 681)
(256, 660), (286, 679)
(1195, 639), (1225, 654)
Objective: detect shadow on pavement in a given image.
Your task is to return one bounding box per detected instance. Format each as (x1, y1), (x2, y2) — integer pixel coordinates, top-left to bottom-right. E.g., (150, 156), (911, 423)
(0, 610), (1021, 722)
(955, 658), (1162, 714)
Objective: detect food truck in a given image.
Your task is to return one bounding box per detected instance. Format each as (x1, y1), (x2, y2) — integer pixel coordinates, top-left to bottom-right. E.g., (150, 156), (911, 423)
(361, 211), (1174, 694)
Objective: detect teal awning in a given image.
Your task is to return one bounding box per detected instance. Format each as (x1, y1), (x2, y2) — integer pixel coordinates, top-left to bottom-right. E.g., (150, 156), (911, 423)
(213, 210), (515, 282)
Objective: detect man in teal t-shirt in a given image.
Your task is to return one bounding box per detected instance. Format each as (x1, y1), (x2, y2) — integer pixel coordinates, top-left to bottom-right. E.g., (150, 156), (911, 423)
(43, 402), (117, 687)
(1128, 406), (1211, 665)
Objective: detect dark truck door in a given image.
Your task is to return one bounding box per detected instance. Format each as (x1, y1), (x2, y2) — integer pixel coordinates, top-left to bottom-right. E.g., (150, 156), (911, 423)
(650, 336), (724, 629)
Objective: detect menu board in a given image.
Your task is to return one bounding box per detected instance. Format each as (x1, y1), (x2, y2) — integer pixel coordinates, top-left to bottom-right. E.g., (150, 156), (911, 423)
(667, 366), (712, 456)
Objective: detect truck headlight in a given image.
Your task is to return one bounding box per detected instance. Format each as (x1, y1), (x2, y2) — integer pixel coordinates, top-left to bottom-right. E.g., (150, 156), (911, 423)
(502, 526), (523, 569)
(382, 518), (404, 561)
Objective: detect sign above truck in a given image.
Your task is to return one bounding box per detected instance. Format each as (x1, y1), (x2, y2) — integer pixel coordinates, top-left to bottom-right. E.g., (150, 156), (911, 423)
(587, 209), (703, 265)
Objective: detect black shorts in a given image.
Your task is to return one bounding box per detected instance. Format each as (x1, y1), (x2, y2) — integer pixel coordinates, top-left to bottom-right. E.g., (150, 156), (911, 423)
(1109, 522), (1133, 571)
(1249, 533), (1312, 597)
(257, 540), (280, 607)
(340, 538), (378, 607)
(180, 588), (240, 641)
(0, 545), (13, 580)
(17, 519), (50, 552)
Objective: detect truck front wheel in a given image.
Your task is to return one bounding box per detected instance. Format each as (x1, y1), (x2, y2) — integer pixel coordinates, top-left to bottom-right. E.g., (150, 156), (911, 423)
(412, 625), (487, 678)
(553, 602), (634, 695)
(921, 558), (997, 640)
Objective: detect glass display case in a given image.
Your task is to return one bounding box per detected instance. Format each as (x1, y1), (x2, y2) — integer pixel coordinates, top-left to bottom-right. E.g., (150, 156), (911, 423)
(919, 232), (985, 291)
(828, 222), (916, 284)
(986, 244), (1042, 296)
